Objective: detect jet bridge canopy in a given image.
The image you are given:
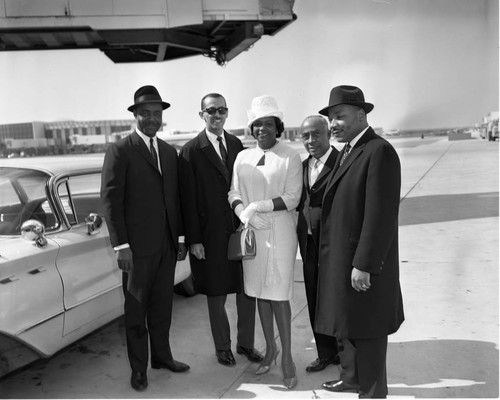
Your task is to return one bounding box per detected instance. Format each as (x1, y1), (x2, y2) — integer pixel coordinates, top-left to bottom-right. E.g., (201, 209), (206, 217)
(0, 0), (296, 65)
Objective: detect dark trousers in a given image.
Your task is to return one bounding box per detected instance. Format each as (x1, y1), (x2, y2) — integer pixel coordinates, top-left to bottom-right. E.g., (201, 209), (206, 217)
(338, 336), (388, 398)
(207, 292), (256, 351)
(304, 235), (338, 359)
(122, 234), (176, 373)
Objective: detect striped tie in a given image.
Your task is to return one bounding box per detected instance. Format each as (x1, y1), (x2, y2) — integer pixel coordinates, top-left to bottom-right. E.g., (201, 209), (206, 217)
(340, 143), (351, 166)
(217, 136), (228, 166)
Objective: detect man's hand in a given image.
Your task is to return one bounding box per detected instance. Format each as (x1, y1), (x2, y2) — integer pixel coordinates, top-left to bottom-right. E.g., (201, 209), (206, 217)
(177, 243), (188, 261)
(116, 247), (134, 272)
(351, 267), (371, 292)
(190, 243), (205, 260)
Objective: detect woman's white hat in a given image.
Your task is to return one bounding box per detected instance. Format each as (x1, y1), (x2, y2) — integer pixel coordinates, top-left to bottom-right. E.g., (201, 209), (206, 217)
(247, 95), (284, 127)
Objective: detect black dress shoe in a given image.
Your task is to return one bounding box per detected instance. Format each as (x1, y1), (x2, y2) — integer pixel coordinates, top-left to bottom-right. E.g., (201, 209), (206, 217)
(130, 371), (148, 391)
(322, 379), (359, 393)
(151, 359), (190, 372)
(236, 346), (264, 363)
(306, 355), (340, 372)
(216, 349), (236, 366)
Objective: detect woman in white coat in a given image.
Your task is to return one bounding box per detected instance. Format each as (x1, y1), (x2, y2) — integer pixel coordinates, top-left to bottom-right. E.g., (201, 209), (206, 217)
(228, 95), (302, 389)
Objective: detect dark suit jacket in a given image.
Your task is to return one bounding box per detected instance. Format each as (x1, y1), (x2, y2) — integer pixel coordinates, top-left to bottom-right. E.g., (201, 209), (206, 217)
(297, 146), (339, 260)
(178, 130), (244, 295)
(315, 128), (404, 339)
(101, 131), (183, 257)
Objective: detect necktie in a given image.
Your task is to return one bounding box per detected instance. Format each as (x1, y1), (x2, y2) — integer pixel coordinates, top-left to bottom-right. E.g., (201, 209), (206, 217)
(310, 158), (321, 186)
(217, 136), (228, 166)
(340, 143), (351, 166)
(149, 138), (159, 169)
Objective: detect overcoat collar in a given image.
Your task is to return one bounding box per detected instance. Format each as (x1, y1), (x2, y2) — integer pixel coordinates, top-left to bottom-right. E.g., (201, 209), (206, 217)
(198, 129), (231, 184)
(130, 131), (160, 174)
(326, 127), (377, 193)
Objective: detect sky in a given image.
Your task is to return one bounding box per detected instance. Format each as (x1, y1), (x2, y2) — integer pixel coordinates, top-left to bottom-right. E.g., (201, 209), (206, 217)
(0, 0), (498, 132)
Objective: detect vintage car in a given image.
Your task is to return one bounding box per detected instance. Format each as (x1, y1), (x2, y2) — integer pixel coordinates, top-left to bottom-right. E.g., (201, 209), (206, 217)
(0, 155), (194, 377)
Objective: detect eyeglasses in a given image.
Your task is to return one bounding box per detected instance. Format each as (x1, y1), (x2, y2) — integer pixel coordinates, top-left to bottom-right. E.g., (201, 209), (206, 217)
(300, 130), (324, 141)
(202, 107), (228, 115)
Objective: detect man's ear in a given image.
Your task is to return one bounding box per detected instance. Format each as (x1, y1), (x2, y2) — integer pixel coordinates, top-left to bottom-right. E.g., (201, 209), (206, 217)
(199, 111), (204, 119)
(358, 108), (366, 121)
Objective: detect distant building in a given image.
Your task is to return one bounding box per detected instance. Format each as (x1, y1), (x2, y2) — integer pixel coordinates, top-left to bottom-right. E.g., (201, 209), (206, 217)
(0, 119), (135, 155)
(0, 119), (301, 156)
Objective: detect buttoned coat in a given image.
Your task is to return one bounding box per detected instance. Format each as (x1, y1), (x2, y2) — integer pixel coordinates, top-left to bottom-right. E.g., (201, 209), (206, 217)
(178, 130), (244, 295)
(315, 128), (404, 339)
(297, 146), (339, 259)
(101, 131), (183, 257)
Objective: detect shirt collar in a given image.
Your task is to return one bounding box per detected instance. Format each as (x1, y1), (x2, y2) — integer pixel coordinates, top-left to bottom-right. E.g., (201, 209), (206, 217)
(206, 129), (225, 145)
(348, 126), (370, 149)
(310, 146), (333, 166)
(135, 128), (156, 147)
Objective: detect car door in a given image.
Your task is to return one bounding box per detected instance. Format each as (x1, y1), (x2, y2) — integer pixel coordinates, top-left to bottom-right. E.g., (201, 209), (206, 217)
(0, 169), (65, 357)
(49, 172), (123, 337)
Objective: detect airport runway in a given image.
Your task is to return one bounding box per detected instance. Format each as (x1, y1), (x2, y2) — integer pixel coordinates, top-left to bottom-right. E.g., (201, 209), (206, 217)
(0, 136), (498, 398)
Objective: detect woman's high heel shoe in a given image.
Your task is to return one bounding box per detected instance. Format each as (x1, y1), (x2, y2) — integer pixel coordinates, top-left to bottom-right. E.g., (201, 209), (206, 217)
(255, 347), (279, 375)
(282, 362), (297, 389)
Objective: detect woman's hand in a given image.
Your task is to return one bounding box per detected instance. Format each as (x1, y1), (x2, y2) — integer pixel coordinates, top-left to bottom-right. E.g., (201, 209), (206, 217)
(249, 214), (271, 230)
(239, 203), (258, 227)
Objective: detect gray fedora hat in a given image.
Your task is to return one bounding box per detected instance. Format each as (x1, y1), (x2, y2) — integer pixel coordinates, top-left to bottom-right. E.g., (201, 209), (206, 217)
(127, 85), (170, 112)
(318, 85), (374, 116)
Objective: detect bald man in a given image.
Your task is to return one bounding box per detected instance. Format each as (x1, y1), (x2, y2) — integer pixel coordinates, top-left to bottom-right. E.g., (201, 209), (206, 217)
(296, 115), (340, 372)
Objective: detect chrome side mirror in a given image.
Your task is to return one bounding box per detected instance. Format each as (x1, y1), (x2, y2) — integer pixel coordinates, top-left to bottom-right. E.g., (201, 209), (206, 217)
(21, 219), (48, 248)
(85, 213), (103, 235)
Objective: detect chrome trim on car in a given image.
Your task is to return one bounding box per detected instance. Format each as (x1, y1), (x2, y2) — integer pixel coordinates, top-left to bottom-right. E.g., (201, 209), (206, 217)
(62, 283), (123, 313)
(15, 310), (64, 335)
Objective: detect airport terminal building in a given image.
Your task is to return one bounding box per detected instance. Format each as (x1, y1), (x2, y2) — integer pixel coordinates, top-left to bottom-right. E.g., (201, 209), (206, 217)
(0, 120), (135, 156)
(0, 119), (299, 157)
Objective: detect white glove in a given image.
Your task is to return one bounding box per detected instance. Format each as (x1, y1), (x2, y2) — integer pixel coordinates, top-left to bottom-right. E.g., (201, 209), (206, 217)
(239, 203), (258, 227)
(249, 214), (271, 230)
(234, 203), (245, 218)
(254, 200), (274, 212)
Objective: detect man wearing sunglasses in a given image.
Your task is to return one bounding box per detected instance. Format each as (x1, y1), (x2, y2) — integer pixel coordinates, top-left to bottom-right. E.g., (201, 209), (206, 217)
(179, 94), (262, 367)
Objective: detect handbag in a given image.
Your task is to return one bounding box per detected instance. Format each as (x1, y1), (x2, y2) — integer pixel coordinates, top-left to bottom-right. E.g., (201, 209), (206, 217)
(227, 226), (256, 261)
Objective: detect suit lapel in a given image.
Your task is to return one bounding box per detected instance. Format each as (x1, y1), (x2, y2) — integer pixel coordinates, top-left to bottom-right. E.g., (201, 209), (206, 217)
(130, 131), (160, 173)
(304, 156), (311, 192)
(325, 129), (375, 195)
(225, 131), (239, 174)
(313, 147), (337, 187)
(158, 139), (172, 182)
(199, 130), (230, 183)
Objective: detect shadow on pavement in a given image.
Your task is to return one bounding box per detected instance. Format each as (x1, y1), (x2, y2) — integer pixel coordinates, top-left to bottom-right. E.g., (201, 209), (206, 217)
(399, 192), (499, 226)
(388, 340), (499, 398)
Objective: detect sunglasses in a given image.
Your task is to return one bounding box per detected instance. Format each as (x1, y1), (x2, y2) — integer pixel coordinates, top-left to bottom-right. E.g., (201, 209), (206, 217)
(202, 107), (228, 115)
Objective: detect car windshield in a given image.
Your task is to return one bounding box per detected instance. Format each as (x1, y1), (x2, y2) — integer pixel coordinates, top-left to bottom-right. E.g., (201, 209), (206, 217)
(0, 167), (55, 235)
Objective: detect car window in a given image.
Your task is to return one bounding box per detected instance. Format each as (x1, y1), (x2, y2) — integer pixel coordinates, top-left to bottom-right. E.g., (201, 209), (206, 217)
(16, 175), (47, 201)
(57, 173), (102, 226)
(0, 176), (19, 206)
(0, 168), (57, 235)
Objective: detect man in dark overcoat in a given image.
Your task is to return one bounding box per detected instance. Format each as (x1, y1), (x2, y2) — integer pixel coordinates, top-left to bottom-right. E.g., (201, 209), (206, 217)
(315, 85), (404, 398)
(296, 115), (340, 373)
(178, 93), (262, 367)
(101, 85), (189, 392)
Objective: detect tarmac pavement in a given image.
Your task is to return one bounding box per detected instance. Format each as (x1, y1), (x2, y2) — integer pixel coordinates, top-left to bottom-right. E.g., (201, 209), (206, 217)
(0, 136), (498, 399)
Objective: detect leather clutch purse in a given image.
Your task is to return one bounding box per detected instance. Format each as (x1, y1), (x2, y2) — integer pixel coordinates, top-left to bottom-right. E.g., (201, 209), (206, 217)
(227, 226), (256, 261)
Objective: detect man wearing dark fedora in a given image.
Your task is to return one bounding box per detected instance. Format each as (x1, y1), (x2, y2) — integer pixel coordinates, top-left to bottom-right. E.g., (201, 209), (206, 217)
(315, 85), (404, 398)
(101, 85), (190, 392)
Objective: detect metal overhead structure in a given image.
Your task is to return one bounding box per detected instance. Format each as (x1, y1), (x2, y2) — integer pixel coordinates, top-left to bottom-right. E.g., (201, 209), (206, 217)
(0, 0), (296, 65)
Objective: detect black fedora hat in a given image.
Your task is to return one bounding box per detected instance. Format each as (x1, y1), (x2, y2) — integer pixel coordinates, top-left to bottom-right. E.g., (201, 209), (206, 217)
(318, 85), (374, 116)
(127, 85), (170, 112)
